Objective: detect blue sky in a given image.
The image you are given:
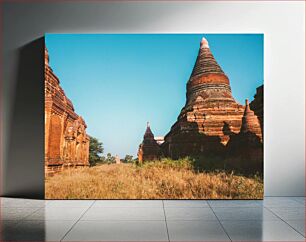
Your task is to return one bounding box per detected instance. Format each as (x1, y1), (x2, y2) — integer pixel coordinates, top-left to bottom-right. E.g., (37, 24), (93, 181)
(45, 34), (263, 158)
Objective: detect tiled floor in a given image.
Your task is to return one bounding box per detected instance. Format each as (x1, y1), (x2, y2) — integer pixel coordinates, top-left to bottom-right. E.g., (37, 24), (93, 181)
(0, 197), (305, 241)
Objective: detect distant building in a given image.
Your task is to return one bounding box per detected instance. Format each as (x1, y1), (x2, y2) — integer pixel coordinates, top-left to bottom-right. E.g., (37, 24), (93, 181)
(115, 155), (121, 164)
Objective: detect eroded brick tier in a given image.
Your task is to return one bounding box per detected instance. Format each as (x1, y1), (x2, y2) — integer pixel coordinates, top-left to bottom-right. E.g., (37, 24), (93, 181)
(162, 38), (246, 159)
(137, 123), (162, 163)
(45, 47), (90, 176)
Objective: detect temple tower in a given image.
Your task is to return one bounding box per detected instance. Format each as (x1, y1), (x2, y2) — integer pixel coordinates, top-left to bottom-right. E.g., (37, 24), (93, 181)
(45, 46), (90, 176)
(137, 122), (162, 163)
(162, 37), (245, 159)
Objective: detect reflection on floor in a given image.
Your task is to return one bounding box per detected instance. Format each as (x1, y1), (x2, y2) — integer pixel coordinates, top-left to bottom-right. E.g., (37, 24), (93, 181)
(0, 197), (305, 241)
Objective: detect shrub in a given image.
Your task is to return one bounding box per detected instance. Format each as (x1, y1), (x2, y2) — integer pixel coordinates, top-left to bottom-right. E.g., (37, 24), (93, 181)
(45, 159), (263, 199)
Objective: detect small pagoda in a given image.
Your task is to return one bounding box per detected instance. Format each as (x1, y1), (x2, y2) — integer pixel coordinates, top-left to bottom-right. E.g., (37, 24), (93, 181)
(137, 122), (162, 163)
(240, 99), (262, 141)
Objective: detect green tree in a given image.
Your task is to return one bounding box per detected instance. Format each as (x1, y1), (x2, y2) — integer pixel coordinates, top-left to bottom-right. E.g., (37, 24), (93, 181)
(100, 156), (106, 163)
(124, 155), (133, 163)
(89, 136), (104, 166)
(106, 153), (115, 164)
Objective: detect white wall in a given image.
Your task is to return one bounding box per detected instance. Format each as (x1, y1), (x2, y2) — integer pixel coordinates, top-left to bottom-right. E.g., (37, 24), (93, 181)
(2, 1), (305, 197)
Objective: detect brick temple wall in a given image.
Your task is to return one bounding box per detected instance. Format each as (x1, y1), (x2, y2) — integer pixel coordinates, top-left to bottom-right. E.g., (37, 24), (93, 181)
(45, 47), (90, 176)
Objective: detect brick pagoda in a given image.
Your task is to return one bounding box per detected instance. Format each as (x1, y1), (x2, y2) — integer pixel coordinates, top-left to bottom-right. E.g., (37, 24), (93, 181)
(162, 37), (245, 159)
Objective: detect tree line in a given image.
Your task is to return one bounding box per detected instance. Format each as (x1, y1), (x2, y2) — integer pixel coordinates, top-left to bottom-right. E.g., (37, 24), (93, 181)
(89, 136), (136, 166)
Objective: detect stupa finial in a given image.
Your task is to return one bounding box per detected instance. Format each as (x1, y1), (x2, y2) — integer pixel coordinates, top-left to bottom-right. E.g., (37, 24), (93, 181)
(244, 99), (251, 114)
(45, 46), (49, 65)
(200, 37), (209, 48)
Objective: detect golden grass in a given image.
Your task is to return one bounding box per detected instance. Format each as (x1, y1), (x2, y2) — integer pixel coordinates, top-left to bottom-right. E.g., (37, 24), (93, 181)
(45, 159), (263, 199)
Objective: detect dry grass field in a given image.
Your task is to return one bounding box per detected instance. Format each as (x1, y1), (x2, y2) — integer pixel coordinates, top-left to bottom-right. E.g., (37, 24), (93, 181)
(45, 159), (263, 199)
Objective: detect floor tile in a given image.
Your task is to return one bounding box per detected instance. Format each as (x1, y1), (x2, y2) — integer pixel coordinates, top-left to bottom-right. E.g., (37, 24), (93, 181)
(81, 207), (165, 221)
(212, 207), (279, 221)
(25, 207), (88, 220)
(92, 200), (163, 208)
(165, 207), (217, 221)
(0, 197), (304, 242)
(1, 220), (75, 241)
(268, 207), (305, 220)
(46, 200), (94, 208)
(208, 200), (263, 208)
(167, 220), (230, 241)
(0, 207), (40, 220)
(0, 220), (21, 231)
(292, 197), (305, 206)
(0, 198), (46, 208)
(286, 220), (305, 236)
(221, 220), (305, 241)
(264, 197), (304, 207)
(63, 220), (168, 241)
(0, 220), (21, 240)
(163, 200), (209, 207)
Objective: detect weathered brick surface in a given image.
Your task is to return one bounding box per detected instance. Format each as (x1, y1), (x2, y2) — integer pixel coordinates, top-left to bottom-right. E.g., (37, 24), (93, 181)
(45, 47), (90, 176)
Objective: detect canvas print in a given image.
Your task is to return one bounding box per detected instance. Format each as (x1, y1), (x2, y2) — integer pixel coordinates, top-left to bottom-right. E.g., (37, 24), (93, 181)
(45, 34), (263, 199)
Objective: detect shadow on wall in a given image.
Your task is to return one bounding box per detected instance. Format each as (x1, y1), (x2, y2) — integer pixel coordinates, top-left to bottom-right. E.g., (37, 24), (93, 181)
(4, 38), (45, 199)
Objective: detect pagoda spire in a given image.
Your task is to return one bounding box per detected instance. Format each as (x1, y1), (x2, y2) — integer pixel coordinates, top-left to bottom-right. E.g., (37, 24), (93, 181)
(184, 37), (235, 106)
(190, 37), (225, 79)
(138, 122), (162, 163)
(200, 37), (209, 49)
(144, 121), (154, 139)
(243, 99), (252, 115)
(240, 99), (262, 139)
